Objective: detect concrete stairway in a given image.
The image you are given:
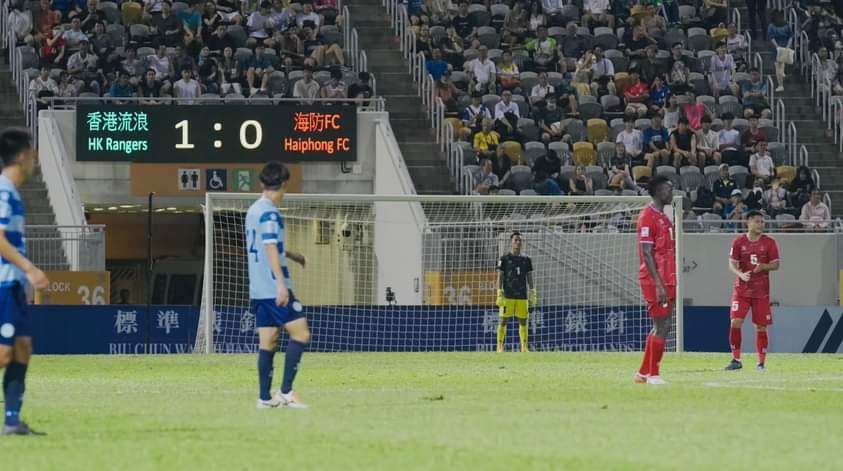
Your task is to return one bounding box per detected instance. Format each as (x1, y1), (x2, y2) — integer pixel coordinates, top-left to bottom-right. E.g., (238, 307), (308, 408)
(345, 0), (454, 194)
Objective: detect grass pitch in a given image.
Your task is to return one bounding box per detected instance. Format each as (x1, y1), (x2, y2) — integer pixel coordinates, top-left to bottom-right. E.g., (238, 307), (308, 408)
(1, 352), (841, 470)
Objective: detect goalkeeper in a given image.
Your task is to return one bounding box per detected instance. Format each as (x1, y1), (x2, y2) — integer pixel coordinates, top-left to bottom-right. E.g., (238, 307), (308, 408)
(495, 231), (537, 353)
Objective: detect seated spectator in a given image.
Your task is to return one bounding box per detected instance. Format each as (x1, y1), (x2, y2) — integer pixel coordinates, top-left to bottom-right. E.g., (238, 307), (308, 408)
(643, 114), (670, 169)
(742, 116), (767, 156)
(496, 51), (521, 93)
(66, 40), (101, 93)
(172, 68), (202, 102)
(54, 0), (84, 22)
(120, 47), (146, 79)
(668, 54), (692, 95)
(696, 115), (722, 166)
(29, 67), (59, 97)
(247, 44), (274, 95)
(670, 117), (698, 168)
(789, 165), (816, 209)
(709, 43), (739, 98)
(502, 3), (529, 40)
(533, 170), (563, 195)
(78, 0), (105, 33)
(694, 184), (716, 211)
(147, 45), (173, 82)
(494, 90), (520, 140)
(321, 68), (347, 100)
(57, 71), (81, 98)
(451, 2), (474, 40)
(461, 92), (491, 140)
(8, 2), (34, 47)
(625, 25), (656, 61)
(473, 118), (500, 160)
(34, 0), (61, 38)
(744, 180), (766, 211)
(439, 27), (465, 67)
(554, 80), (578, 115)
(817, 47), (838, 91)
(426, 48), (450, 81)
(197, 54), (220, 94)
(741, 68), (771, 118)
(649, 76), (671, 116)
(347, 72), (373, 104)
(218, 46), (242, 96)
(571, 69), (593, 97)
(90, 22), (117, 66)
(532, 149), (562, 181)
(524, 26), (558, 71)
(580, 47), (616, 96)
(293, 67), (320, 100)
(615, 115), (644, 165)
(583, 0), (614, 29)
(702, 0), (729, 30)
(246, 1), (273, 44)
(663, 95), (681, 130)
(724, 189), (747, 225)
(764, 178), (788, 216)
(303, 24), (345, 68)
(207, 24), (234, 54)
(529, 72), (555, 105)
(491, 145), (513, 181)
(296, 2), (321, 29)
(726, 23), (748, 64)
(109, 72), (136, 103)
(465, 46), (496, 94)
(800, 190), (831, 230)
(569, 166), (593, 195)
(607, 142), (636, 191)
(138, 69), (164, 104)
(713, 163), (736, 213)
(623, 69), (649, 117)
(436, 71), (461, 112)
(682, 91), (706, 131)
(63, 16), (89, 51)
(153, 1), (184, 47)
(718, 113), (745, 166)
(533, 95), (565, 144)
(542, 0), (566, 26)
(638, 45), (660, 85)
(40, 28), (67, 67)
(171, 45), (197, 78)
(473, 158), (499, 195)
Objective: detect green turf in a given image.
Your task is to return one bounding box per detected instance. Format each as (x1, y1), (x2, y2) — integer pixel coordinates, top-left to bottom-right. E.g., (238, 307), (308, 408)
(1, 352), (841, 470)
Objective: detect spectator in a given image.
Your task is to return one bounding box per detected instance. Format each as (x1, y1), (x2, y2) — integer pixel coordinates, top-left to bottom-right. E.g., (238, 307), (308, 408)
(569, 165), (593, 195)
(502, 3), (528, 39)
(39, 28), (67, 67)
(197, 53), (220, 94)
(473, 158), (499, 194)
(8, 2), (34, 46)
(247, 1), (273, 43)
(461, 92), (491, 140)
(607, 142), (636, 191)
(663, 95), (681, 130)
(682, 91), (706, 132)
(541, 0), (565, 26)
(768, 9), (793, 92)
(153, 1), (183, 47)
(533, 95), (564, 144)
(451, 2), (473, 40)
(218, 46), (242, 96)
(724, 188), (747, 225)
(524, 26), (558, 71)
(800, 190), (831, 230)
(171, 45), (197, 78)
(63, 16), (89, 51)
(296, 2), (321, 29)
(138, 69), (164, 104)
(625, 25), (656, 60)
(293, 67), (320, 100)
(473, 118), (500, 160)
(90, 22), (116, 66)
(709, 42), (738, 98)
(726, 23), (748, 62)
(624, 69), (649, 117)
(496, 51), (521, 93)
(303, 24), (345, 68)
(649, 75), (671, 115)
(581, 47), (616, 96)
(201, 1), (226, 43)
(78, 0), (105, 33)
(744, 180), (765, 211)
(818, 47), (838, 90)
(491, 145), (512, 181)
(702, 0), (729, 30)
(764, 178), (788, 216)
(696, 114), (722, 166)
(435, 71), (461, 112)
(148, 45), (174, 82)
(529, 72), (555, 105)
(742, 115), (767, 156)
(321, 68), (347, 100)
(207, 24), (234, 54)
(425, 48), (450, 81)
(172, 68), (202, 102)
(615, 115), (644, 164)
(347, 72), (373, 103)
(533, 170), (563, 195)
(53, 0), (84, 22)
(439, 27), (465, 66)
(494, 90), (519, 120)
(109, 72), (136, 102)
(66, 40), (101, 93)
(713, 163), (737, 213)
(741, 68), (771, 118)
(121, 46), (146, 78)
(57, 72), (81, 98)
(668, 52), (691, 95)
(670, 117), (698, 168)
(247, 44), (274, 95)
(643, 114), (670, 169)
(532, 149), (562, 182)
(34, 0), (61, 37)
(638, 45), (660, 85)
(29, 67), (59, 97)
(465, 45), (496, 94)
(718, 113), (744, 166)
(789, 165), (816, 209)
(583, 0), (614, 29)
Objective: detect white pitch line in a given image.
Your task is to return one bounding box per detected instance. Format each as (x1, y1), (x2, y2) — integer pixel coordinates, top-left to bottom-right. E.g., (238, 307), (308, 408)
(704, 376), (843, 393)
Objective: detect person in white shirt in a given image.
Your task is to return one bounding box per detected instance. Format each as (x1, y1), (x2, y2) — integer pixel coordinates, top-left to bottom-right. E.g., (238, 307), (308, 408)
(615, 116), (644, 159)
(173, 68), (202, 102)
(578, 47), (616, 96)
(147, 45), (173, 82)
(29, 68), (59, 96)
(529, 71), (555, 105)
(63, 17), (89, 50)
(696, 115), (721, 165)
(464, 46), (496, 94)
(583, 0), (614, 28)
(8, 4), (34, 46)
(494, 90), (520, 120)
(800, 190), (831, 230)
(247, 1), (272, 39)
(293, 67), (321, 100)
(296, 2), (321, 28)
(748, 140), (775, 184)
(718, 113), (744, 166)
(66, 41), (98, 75)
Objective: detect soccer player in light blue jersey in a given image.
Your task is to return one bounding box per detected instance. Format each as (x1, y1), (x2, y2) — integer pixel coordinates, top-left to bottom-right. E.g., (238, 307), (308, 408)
(246, 161), (310, 409)
(0, 128), (49, 435)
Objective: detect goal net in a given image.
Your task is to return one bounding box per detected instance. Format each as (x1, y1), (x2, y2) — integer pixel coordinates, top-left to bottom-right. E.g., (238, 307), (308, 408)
(196, 194), (683, 353)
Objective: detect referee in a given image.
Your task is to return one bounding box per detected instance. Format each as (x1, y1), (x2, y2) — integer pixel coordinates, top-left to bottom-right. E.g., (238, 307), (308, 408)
(496, 231), (537, 352)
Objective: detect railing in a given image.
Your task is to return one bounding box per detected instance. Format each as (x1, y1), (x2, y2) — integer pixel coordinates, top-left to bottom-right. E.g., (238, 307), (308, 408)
(787, 121), (798, 165)
(798, 145), (809, 167)
(26, 225), (106, 272)
(731, 8), (741, 34)
(0, 1), (9, 49)
(40, 115), (86, 226)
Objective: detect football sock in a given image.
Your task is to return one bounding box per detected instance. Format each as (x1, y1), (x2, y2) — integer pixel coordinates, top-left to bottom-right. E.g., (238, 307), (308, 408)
(3, 362), (27, 427)
(638, 335), (653, 376)
(518, 324), (528, 350)
(496, 323), (506, 349)
(281, 340), (307, 394)
(650, 335), (666, 376)
(257, 349), (275, 401)
(730, 327), (742, 361)
(757, 331), (768, 365)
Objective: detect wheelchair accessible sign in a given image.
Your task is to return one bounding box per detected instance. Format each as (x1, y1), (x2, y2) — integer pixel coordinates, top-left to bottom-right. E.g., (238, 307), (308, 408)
(205, 169), (228, 192)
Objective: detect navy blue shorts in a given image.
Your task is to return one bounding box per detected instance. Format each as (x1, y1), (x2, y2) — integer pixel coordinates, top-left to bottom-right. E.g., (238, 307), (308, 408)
(252, 292), (305, 328)
(0, 284), (30, 346)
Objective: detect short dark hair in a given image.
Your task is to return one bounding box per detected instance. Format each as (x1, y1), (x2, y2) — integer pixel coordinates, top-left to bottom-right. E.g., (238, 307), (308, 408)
(648, 175), (671, 194)
(678, 116), (689, 125)
(0, 128), (32, 167)
(259, 161), (290, 190)
(510, 231), (521, 240)
(745, 209), (765, 219)
(701, 114), (712, 123)
(749, 67), (760, 73)
(721, 112), (735, 121)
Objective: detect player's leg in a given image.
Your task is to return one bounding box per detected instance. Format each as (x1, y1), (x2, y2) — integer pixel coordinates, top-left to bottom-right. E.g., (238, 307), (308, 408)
(646, 313), (672, 384)
(726, 295), (750, 370)
(497, 299), (513, 353)
(1, 285), (43, 435)
(636, 284), (657, 382)
(257, 326), (282, 408)
(752, 297), (772, 370)
(279, 316), (310, 408)
(516, 301), (529, 352)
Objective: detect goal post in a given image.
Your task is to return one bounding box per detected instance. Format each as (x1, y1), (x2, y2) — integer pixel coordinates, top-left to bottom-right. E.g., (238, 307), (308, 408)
(197, 194), (683, 353)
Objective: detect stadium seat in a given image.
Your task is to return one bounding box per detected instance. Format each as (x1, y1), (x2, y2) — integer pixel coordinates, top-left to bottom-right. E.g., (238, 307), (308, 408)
(729, 165), (749, 188)
(595, 189), (614, 196)
(548, 142), (570, 161)
(701, 212), (724, 232)
(482, 94), (500, 110)
(573, 142), (596, 167)
(524, 147), (546, 167)
(560, 165), (576, 183)
(635, 118), (651, 131)
(680, 167), (704, 192)
(580, 103), (604, 122)
(517, 118), (540, 142)
(586, 118), (608, 144)
(586, 165), (607, 190)
(497, 189), (517, 196)
(564, 119), (586, 143)
(632, 166), (652, 181)
(596, 141), (615, 166)
(519, 189), (538, 196)
(507, 166), (533, 193)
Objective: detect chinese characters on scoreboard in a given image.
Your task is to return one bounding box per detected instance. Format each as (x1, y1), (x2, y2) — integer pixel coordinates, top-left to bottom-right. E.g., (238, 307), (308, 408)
(84, 111), (150, 155)
(284, 111), (351, 156)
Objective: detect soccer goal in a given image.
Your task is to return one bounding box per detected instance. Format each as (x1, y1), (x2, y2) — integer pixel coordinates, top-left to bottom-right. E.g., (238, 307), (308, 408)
(196, 194), (684, 353)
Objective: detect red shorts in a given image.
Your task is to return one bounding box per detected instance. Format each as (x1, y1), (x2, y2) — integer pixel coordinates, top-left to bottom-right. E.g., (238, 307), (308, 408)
(641, 283), (676, 318)
(730, 293), (773, 326)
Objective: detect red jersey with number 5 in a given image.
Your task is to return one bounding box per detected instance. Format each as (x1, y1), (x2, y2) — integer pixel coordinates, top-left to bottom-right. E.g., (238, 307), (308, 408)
(637, 204), (676, 287)
(730, 234), (779, 298)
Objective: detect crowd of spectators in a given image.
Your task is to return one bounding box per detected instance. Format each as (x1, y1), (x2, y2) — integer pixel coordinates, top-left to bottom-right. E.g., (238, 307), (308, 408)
(7, 0), (377, 101)
(410, 0), (831, 227)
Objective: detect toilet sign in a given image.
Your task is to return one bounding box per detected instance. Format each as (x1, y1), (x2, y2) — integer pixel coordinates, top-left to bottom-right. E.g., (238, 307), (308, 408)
(178, 168), (200, 191)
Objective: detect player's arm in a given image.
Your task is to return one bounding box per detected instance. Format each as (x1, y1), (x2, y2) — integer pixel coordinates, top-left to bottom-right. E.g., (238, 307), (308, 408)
(527, 269), (537, 306)
(495, 258), (504, 307)
(641, 242), (667, 304)
(264, 243), (288, 306)
(729, 259), (751, 282)
(0, 196), (48, 289)
(285, 250), (306, 268)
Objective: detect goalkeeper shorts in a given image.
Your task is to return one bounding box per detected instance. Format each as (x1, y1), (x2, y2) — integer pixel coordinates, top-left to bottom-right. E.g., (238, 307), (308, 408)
(499, 298), (529, 319)
(252, 291), (305, 328)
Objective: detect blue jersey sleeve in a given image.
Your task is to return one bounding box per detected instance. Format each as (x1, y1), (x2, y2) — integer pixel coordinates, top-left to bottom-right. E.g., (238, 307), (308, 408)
(0, 191), (12, 229)
(259, 211), (280, 244)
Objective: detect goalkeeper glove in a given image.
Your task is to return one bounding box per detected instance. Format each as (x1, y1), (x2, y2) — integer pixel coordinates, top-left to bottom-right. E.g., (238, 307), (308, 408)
(496, 289), (504, 307)
(529, 289), (538, 307)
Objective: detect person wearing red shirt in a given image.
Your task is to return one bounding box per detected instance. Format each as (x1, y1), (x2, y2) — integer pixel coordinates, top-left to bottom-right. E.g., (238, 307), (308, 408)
(634, 176), (676, 385)
(725, 210), (780, 371)
(681, 91), (706, 132)
(624, 69), (650, 117)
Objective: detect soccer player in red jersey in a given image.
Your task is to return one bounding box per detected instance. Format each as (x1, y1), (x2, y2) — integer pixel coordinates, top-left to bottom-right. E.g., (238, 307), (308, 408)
(725, 210), (780, 371)
(634, 176), (676, 385)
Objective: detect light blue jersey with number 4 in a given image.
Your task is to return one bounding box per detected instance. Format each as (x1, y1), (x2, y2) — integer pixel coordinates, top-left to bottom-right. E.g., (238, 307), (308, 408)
(245, 197), (292, 300)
